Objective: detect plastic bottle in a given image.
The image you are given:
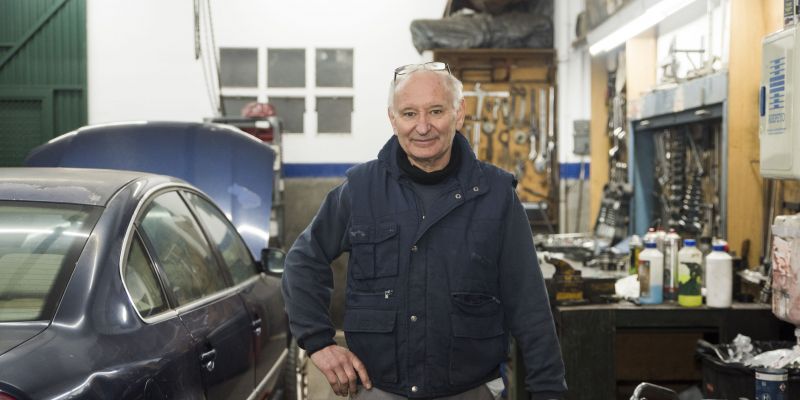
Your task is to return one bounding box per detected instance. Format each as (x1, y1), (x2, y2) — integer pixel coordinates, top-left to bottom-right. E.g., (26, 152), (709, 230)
(629, 234), (643, 275)
(663, 229), (681, 301)
(678, 239), (704, 307)
(706, 243), (733, 308)
(639, 241), (664, 304)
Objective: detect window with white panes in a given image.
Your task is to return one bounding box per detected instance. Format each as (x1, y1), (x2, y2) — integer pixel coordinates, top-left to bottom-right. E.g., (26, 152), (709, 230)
(219, 47), (354, 134)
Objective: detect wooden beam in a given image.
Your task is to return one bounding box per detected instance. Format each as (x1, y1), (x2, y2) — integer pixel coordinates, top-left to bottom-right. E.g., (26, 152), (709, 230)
(726, 0), (781, 268)
(589, 56), (609, 228)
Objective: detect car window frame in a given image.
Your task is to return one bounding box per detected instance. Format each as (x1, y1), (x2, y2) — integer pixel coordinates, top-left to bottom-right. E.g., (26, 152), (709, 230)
(178, 189), (261, 286)
(121, 229), (173, 317)
(120, 184), (243, 324)
(136, 189), (233, 305)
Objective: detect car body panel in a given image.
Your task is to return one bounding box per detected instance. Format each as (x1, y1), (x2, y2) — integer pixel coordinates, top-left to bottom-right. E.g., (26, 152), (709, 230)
(0, 168), (287, 400)
(24, 121), (276, 261)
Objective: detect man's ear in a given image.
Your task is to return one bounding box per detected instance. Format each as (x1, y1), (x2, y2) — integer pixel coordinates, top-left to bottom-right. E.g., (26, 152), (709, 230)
(388, 108), (398, 135)
(455, 98), (466, 130)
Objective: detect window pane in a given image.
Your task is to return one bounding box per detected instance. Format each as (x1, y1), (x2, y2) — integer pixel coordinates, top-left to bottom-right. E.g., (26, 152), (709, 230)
(317, 97), (352, 133)
(0, 202), (98, 322)
(267, 49), (305, 88)
(222, 96), (257, 117)
(125, 234), (168, 317)
(316, 49), (353, 87)
(220, 48), (258, 87)
(184, 192), (257, 285)
(139, 191), (227, 306)
(269, 97), (304, 133)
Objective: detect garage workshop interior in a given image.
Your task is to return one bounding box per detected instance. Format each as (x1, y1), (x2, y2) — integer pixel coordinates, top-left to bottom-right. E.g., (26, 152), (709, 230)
(3, 0), (800, 399)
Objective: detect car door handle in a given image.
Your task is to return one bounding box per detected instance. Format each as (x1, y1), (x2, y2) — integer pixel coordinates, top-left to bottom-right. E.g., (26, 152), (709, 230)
(251, 317), (262, 337)
(200, 348), (217, 372)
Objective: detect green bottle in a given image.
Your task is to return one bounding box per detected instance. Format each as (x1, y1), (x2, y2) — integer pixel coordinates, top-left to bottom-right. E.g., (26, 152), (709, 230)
(678, 239), (703, 307)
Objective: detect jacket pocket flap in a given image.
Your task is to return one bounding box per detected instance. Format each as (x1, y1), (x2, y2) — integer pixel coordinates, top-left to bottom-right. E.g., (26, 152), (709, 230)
(349, 223), (397, 244)
(451, 314), (504, 339)
(349, 224), (374, 244)
(344, 309), (396, 333)
(374, 222), (398, 242)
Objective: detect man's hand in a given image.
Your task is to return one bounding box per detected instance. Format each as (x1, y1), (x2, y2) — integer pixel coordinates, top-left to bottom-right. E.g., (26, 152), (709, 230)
(309, 344), (372, 397)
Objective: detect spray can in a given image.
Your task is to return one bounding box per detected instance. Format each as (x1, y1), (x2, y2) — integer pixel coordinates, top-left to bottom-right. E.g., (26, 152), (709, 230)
(706, 243), (733, 308)
(639, 241), (664, 304)
(755, 367), (787, 400)
(655, 228), (666, 254)
(678, 239), (704, 307)
(629, 234), (643, 275)
(663, 229), (681, 301)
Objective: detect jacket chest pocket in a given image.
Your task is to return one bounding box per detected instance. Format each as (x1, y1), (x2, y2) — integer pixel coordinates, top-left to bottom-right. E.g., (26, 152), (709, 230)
(349, 222), (399, 280)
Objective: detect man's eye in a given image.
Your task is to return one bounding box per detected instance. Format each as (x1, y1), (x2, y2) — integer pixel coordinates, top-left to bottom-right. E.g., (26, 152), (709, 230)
(431, 109), (443, 115)
(403, 111), (416, 118)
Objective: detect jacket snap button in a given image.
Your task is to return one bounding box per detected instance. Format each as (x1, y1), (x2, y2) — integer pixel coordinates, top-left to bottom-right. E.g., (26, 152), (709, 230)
(411, 386), (419, 393)
(454, 193), (462, 199)
(410, 315), (418, 322)
(473, 186), (479, 192)
(411, 245), (418, 252)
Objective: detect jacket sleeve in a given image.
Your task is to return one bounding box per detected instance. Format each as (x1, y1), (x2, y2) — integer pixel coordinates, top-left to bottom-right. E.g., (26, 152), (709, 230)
(497, 188), (567, 399)
(281, 181), (351, 355)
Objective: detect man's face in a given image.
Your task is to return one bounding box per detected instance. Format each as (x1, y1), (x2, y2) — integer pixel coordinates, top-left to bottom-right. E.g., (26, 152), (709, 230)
(388, 71), (465, 172)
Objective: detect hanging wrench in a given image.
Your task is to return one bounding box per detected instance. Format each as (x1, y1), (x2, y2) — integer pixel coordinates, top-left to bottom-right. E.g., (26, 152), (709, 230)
(528, 88), (537, 161)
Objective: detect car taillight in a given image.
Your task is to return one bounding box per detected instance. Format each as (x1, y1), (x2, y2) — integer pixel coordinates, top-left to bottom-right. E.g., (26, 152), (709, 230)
(0, 393), (17, 400)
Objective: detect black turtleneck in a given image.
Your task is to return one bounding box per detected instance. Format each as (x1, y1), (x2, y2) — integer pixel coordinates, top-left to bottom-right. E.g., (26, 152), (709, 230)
(395, 138), (462, 185)
(396, 137), (463, 218)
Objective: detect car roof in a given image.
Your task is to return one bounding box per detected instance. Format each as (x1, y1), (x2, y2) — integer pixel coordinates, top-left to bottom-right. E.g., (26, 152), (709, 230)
(0, 167), (176, 206)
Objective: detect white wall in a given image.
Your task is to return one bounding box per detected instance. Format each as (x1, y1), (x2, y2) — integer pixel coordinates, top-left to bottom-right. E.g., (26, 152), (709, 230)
(655, 0), (729, 84)
(554, 0), (592, 165)
(87, 0), (447, 164)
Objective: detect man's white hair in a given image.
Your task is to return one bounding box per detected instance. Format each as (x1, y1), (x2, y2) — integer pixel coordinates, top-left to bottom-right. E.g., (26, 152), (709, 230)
(387, 69), (464, 113)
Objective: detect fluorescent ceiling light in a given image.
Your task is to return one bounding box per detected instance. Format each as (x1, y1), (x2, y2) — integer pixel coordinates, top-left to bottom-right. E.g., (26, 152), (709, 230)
(589, 0), (696, 56)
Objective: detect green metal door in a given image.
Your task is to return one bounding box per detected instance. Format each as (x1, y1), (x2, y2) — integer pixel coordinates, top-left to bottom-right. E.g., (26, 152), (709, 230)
(0, 0), (86, 167)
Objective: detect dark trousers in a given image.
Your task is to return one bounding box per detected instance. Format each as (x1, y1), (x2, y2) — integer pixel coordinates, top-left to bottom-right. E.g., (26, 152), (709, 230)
(350, 384), (497, 400)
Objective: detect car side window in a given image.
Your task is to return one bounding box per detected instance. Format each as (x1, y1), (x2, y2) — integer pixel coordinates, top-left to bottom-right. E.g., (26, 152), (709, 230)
(124, 233), (169, 318)
(183, 192), (258, 285)
(139, 191), (228, 306)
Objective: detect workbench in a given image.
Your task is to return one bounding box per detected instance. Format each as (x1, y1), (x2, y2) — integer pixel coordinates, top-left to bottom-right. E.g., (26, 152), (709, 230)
(548, 302), (792, 400)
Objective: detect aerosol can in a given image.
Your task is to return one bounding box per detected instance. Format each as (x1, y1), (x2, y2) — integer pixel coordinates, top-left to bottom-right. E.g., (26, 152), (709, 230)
(678, 239), (703, 307)
(639, 241), (664, 304)
(663, 229), (681, 301)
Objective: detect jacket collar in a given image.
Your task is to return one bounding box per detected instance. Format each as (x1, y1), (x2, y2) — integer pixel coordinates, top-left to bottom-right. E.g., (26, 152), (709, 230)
(377, 132), (489, 200)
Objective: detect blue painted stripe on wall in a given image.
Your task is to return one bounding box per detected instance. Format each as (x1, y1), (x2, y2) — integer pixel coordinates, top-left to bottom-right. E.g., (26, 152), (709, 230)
(285, 162), (591, 179)
(284, 163), (357, 177)
(560, 162), (590, 179)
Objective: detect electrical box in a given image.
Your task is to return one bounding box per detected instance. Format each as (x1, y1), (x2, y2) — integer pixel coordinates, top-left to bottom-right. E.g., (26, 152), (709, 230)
(760, 26), (800, 179)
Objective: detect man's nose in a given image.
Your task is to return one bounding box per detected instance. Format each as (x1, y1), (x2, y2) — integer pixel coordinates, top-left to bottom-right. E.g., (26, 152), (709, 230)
(415, 114), (431, 134)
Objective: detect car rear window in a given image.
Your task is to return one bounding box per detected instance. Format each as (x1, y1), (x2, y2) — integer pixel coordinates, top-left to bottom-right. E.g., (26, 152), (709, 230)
(0, 202), (99, 322)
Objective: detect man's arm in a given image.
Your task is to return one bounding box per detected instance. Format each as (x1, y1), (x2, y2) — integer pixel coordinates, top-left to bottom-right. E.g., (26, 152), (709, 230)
(281, 181), (372, 396)
(497, 188), (567, 399)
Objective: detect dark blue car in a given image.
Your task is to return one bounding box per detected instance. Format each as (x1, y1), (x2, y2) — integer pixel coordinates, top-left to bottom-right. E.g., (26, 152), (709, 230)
(0, 168), (299, 400)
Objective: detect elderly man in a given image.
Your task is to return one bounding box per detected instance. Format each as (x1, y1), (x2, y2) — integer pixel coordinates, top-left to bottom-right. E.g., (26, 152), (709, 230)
(282, 62), (566, 400)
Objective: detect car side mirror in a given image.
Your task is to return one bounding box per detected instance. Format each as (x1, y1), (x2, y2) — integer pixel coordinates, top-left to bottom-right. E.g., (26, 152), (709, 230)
(261, 247), (286, 275)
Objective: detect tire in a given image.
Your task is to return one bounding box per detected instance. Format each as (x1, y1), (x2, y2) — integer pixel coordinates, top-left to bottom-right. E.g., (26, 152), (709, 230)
(283, 339), (308, 400)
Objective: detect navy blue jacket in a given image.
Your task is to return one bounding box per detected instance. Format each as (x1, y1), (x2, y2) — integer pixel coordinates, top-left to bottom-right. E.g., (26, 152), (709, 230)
(282, 134), (566, 399)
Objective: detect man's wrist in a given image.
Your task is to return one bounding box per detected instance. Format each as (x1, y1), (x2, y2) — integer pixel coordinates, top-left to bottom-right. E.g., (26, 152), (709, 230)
(299, 333), (336, 356)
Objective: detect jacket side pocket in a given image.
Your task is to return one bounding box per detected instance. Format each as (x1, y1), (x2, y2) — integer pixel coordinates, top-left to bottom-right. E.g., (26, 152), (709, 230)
(449, 300), (506, 386)
(344, 309), (398, 383)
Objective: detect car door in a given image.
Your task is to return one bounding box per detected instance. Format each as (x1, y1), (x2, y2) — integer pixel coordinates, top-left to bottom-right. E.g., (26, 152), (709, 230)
(137, 190), (255, 400)
(182, 190), (287, 389)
